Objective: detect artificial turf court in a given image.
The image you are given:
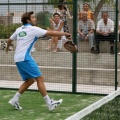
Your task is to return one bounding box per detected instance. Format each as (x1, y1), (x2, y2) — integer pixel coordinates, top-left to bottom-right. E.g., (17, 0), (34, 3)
(0, 90), (102, 120)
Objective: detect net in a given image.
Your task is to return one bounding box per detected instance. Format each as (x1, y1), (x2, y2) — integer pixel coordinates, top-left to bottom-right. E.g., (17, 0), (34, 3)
(65, 89), (120, 120)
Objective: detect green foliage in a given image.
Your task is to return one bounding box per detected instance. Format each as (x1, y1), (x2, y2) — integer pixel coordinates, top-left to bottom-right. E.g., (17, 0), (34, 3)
(48, 0), (73, 11)
(36, 12), (52, 29)
(0, 11), (52, 39)
(0, 24), (21, 39)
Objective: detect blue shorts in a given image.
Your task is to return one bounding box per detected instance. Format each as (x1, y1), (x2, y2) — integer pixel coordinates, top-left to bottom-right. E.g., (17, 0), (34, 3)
(16, 59), (42, 81)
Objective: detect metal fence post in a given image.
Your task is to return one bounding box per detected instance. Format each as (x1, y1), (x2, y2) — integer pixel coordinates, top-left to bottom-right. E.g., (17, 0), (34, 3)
(72, 0), (77, 93)
(115, 0), (119, 90)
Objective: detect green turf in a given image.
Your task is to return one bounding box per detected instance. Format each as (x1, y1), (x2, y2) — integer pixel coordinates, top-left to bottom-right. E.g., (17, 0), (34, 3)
(0, 90), (102, 120)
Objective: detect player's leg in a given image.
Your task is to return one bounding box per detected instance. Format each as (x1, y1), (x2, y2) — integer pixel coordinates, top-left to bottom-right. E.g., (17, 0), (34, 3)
(35, 76), (63, 111)
(35, 76), (47, 96)
(8, 78), (35, 110)
(8, 61), (36, 110)
(18, 79), (35, 94)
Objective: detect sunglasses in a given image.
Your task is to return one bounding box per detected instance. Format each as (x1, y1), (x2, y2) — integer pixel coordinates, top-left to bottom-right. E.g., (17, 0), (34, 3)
(83, 2), (89, 5)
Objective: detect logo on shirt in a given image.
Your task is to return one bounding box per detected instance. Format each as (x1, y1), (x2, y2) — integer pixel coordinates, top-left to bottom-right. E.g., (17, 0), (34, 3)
(19, 31), (27, 37)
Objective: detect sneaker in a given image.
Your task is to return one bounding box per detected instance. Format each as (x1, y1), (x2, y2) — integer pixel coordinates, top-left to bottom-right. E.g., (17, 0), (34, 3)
(48, 99), (63, 111)
(118, 52), (120, 55)
(8, 99), (22, 110)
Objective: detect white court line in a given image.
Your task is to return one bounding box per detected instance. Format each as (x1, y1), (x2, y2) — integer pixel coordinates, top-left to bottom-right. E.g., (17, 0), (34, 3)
(0, 64), (119, 71)
(65, 89), (120, 120)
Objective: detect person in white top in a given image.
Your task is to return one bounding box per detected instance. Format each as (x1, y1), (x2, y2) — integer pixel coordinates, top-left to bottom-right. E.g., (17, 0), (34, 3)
(46, 13), (64, 52)
(6, 11), (70, 111)
(95, 11), (115, 54)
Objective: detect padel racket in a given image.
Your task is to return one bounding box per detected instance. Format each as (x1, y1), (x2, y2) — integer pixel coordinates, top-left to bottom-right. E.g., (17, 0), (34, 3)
(64, 40), (78, 53)
(64, 35), (78, 53)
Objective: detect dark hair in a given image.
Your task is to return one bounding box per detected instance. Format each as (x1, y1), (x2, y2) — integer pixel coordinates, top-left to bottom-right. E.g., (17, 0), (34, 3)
(57, 4), (67, 11)
(58, 0), (67, 11)
(21, 11), (34, 25)
(102, 11), (108, 16)
(53, 13), (60, 17)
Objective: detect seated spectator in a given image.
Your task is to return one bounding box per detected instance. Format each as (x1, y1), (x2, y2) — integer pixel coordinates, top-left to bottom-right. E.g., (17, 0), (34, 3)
(78, 11), (95, 53)
(95, 11), (115, 54)
(46, 13), (64, 52)
(78, 2), (94, 21)
(47, 0), (72, 51)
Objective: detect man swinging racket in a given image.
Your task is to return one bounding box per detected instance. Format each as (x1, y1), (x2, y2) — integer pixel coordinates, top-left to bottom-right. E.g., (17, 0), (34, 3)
(6, 11), (71, 111)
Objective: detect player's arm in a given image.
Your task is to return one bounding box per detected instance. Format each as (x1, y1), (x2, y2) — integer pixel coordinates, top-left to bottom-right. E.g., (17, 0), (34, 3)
(45, 30), (71, 38)
(6, 31), (17, 53)
(6, 39), (13, 53)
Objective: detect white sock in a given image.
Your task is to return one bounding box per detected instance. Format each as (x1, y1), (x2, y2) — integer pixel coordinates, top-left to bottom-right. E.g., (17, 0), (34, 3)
(43, 95), (51, 106)
(13, 92), (21, 101)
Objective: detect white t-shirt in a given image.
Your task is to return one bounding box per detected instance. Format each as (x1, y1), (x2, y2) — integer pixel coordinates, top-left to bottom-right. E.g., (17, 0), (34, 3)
(53, 20), (63, 32)
(96, 18), (114, 32)
(10, 24), (47, 62)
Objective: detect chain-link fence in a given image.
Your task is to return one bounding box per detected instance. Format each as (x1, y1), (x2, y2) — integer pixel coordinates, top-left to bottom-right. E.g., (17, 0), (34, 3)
(0, 0), (119, 94)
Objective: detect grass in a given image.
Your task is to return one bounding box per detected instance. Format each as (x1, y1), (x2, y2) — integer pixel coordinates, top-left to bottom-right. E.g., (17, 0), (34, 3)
(0, 90), (103, 120)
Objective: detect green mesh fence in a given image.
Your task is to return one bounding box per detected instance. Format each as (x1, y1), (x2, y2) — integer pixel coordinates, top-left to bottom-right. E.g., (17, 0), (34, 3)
(0, 0), (119, 94)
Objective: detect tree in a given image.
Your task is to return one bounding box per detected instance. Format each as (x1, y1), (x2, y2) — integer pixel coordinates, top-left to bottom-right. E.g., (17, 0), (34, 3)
(48, 0), (73, 11)
(94, 0), (106, 22)
(94, 0), (115, 22)
(80, 0), (115, 21)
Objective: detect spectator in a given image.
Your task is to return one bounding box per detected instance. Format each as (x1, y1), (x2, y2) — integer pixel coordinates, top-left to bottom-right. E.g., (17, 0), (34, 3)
(46, 13), (64, 52)
(78, 11), (95, 53)
(6, 11), (70, 111)
(95, 11), (115, 54)
(47, 0), (72, 51)
(78, 2), (94, 21)
(55, 0), (72, 33)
